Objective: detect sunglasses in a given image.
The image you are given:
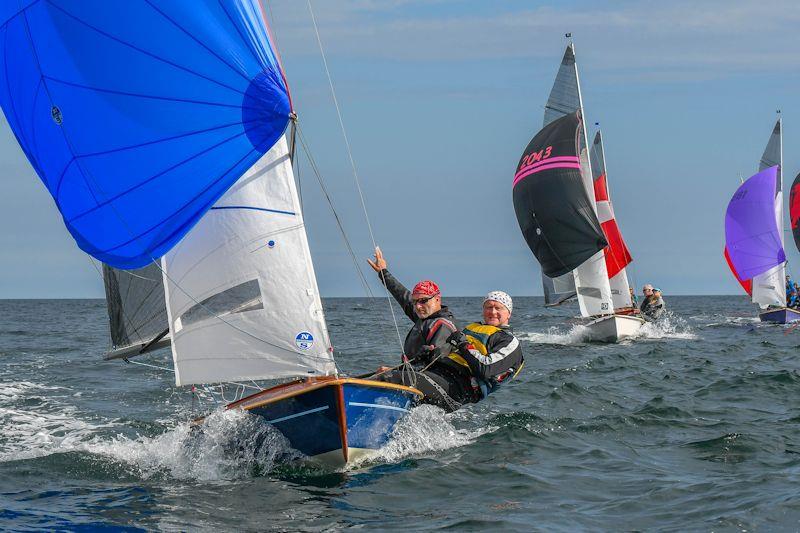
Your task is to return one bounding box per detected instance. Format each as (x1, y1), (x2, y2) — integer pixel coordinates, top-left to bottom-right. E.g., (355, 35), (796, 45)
(412, 294), (438, 305)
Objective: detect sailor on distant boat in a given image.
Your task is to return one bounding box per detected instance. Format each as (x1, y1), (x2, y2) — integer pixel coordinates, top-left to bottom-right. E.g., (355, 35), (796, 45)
(640, 284), (666, 320)
(629, 287), (638, 308)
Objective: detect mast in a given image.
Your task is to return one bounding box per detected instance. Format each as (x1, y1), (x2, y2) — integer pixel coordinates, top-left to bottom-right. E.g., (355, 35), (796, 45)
(779, 112), (784, 247)
(566, 38), (613, 317)
(571, 39), (598, 211)
(750, 114), (786, 308)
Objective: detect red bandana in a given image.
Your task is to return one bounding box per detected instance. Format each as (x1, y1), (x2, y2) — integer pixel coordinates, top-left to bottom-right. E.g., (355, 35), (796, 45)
(412, 280), (440, 297)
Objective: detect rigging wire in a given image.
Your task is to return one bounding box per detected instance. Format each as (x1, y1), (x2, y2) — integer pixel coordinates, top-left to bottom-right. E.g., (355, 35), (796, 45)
(294, 125), (373, 297)
(306, 0), (405, 355)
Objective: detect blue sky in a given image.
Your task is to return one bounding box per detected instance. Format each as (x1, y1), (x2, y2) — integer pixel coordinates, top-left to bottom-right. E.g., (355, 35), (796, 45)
(2, 0), (800, 298)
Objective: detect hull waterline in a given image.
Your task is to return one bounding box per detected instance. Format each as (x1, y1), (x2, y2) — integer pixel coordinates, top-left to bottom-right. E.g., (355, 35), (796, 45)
(585, 314), (645, 343)
(217, 377), (422, 467)
(759, 307), (800, 324)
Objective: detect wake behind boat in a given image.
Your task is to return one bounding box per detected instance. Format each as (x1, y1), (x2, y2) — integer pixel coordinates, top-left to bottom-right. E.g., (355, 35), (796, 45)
(513, 40), (644, 343)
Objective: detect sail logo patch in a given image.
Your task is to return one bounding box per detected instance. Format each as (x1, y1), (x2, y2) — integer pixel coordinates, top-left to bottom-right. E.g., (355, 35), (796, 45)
(295, 332), (314, 350)
(51, 106), (63, 125)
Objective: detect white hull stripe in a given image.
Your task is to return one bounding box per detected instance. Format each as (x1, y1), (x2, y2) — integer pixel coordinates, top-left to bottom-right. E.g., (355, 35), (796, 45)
(348, 402), (409, 413)
(267, 405), (329, 424)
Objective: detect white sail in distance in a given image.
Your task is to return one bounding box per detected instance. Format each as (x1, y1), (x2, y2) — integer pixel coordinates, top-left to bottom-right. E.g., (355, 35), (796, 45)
(752, 118), (786, 309)
(542, 42), (613, 317)
(163, 135), (336, 386)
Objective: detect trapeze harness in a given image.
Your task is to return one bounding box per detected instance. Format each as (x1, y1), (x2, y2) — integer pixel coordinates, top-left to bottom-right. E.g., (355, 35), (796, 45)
(446, 323), (524, 400)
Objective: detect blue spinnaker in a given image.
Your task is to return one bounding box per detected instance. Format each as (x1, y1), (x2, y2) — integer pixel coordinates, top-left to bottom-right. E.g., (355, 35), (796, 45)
(0, 0), (290, 269)
(725, 166), (785, 281)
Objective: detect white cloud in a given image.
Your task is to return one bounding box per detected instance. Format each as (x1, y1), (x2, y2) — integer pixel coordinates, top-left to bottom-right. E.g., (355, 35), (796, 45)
(268, 0), (800, 78)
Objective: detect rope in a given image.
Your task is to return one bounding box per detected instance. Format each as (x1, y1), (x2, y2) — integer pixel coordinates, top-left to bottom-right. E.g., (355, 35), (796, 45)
(306, 0), (405, 354)
(294, 124), (373, 297)
(123, 358), (175, 373)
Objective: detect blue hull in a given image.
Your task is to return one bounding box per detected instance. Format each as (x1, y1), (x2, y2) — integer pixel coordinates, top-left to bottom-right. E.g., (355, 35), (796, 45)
(229, 378), (421, 466)
(759, 307), (800, 324)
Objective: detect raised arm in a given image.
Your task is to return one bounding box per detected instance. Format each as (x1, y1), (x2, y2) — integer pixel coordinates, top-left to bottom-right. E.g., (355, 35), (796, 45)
(367, 246), (416, 320)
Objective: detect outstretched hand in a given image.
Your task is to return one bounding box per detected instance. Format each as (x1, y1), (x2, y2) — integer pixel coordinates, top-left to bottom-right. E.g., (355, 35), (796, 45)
(367, 246), (388, 272)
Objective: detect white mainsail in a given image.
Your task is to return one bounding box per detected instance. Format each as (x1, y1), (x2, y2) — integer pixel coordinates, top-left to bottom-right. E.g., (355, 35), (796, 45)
(542, 42), (613, 317)
(163, 135), (336, 386)
(752, 118), (786, 309)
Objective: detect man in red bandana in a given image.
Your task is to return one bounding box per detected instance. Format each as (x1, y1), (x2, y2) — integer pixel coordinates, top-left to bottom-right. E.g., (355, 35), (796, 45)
(368, 247), (470, 411)
(367, 246), (457, 362)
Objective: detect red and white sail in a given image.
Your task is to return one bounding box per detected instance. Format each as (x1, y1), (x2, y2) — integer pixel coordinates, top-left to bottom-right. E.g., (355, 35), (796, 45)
(590, 130), (633, 310)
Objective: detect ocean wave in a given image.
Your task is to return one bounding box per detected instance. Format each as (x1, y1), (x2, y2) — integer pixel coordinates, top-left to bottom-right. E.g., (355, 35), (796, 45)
(361, 405), (490, 468)
(517, 324), (593, 345)
(633, 313), (698, 340)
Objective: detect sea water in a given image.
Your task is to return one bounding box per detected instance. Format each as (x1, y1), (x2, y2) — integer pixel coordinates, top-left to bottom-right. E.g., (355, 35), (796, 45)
(2, 296), (800, 531)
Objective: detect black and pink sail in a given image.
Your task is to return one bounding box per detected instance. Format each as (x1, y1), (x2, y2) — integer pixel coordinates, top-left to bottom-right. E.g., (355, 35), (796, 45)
(512, 111), (607, 278)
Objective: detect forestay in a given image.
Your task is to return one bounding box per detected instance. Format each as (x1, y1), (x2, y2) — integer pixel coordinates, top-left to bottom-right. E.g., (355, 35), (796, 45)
(163, 136), (335, 386)
(0, 0), (290, 269)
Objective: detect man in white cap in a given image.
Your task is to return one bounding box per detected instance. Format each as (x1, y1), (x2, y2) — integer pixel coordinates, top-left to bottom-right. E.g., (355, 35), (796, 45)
(445, 291), (524, 401)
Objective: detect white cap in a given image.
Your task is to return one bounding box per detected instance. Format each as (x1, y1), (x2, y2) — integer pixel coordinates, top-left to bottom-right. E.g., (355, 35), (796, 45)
(643, 284), (654, 290)
(484, 291), (512, 313)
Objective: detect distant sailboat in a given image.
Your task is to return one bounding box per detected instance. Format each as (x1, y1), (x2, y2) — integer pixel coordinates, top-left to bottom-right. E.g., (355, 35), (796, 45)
(0, 1), (420, 466)
(724, 117), (798, 324)
(515, 41), (643, 342)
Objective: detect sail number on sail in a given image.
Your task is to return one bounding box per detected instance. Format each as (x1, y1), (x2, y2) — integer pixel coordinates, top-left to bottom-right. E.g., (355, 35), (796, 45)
(519, 146), (554, 170)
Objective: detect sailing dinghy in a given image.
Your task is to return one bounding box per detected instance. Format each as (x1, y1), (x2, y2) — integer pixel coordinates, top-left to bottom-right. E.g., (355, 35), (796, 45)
(724, 117), (799, 324)
(515, 42), (643, 342)
(0, 0), (420, 467)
